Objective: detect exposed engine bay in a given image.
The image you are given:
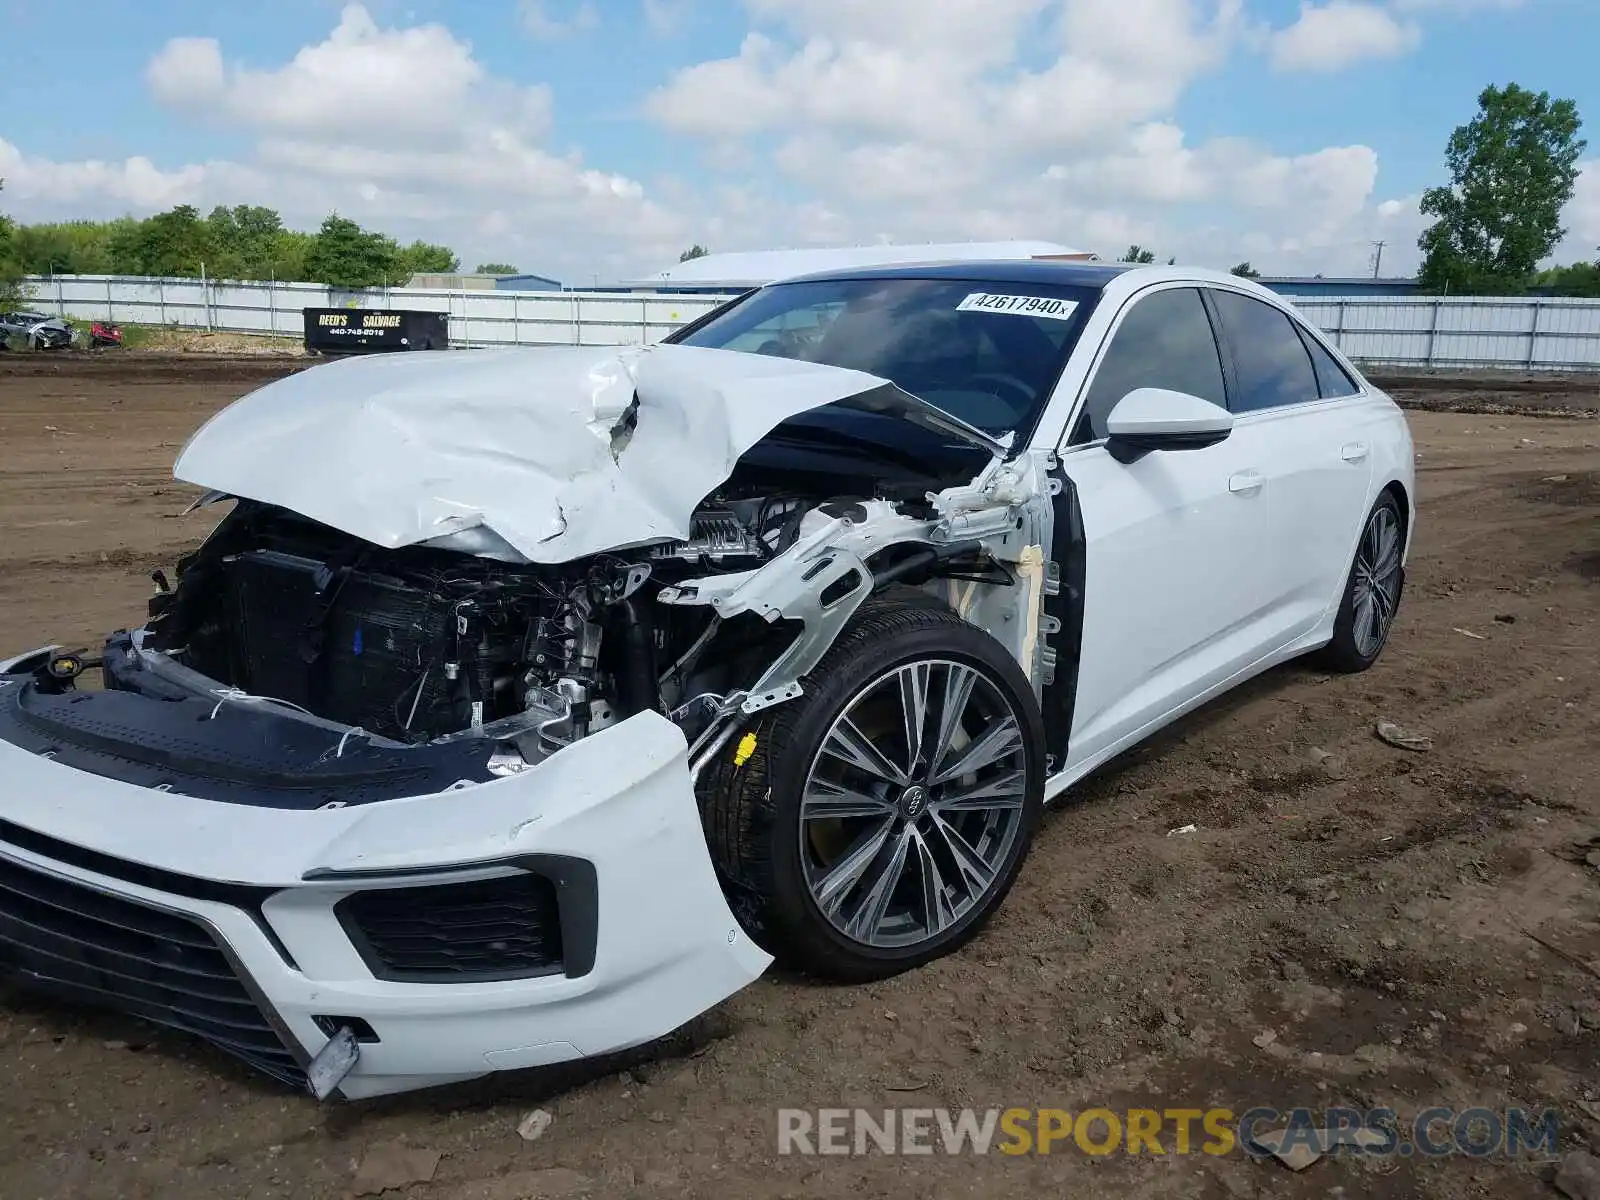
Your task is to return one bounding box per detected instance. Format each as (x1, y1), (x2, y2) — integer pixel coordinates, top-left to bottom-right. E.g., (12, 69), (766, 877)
(12, 344), (1071, 794)
(131, 471), (1034, 769)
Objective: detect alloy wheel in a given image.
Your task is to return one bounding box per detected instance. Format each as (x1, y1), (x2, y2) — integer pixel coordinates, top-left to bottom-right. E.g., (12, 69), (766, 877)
(798, 659), (1030, 950)
(1351, 504), (1403, 658)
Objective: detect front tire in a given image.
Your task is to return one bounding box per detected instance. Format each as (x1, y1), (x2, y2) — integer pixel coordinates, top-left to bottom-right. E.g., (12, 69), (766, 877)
(697, 593), (1045, 982)
(1315, 491), (1406, 673)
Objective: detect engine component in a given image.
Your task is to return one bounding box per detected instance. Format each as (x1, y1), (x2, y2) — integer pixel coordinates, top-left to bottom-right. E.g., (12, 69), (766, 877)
(651, 508), (763, 562)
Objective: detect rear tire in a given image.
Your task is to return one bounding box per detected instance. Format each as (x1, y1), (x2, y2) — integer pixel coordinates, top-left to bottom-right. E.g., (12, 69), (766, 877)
(1314, 492), (1406, 674)
(697, 591), (1045, 982)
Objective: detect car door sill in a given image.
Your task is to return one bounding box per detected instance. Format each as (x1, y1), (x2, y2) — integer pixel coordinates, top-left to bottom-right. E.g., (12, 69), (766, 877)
(1043, 623), (1334, 804)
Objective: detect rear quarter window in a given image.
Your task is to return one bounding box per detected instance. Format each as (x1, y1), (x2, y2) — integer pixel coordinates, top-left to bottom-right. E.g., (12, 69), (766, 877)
(1297, 326), (1361, 398)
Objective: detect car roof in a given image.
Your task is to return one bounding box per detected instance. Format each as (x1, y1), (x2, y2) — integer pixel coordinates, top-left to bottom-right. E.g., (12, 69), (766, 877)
(763, 258), (1288, 299)
(774, 259), (1135, 288)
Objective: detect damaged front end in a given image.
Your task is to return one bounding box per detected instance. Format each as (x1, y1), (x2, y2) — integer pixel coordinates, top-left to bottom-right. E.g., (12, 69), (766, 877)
(20, 453), (1060, 804)
(0, 343), (1064, 1098)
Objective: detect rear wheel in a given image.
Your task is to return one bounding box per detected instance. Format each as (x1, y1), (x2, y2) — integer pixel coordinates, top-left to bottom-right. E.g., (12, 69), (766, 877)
(1315, 492), (1406, 673)
(697, 593), (1045, 981)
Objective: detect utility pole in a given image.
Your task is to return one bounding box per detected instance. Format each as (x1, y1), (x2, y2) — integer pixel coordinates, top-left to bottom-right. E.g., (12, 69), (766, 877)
(1371, 241), (1386, 279)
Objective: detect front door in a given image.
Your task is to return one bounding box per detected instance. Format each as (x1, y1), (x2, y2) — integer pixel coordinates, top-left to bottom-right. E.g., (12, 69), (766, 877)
(1053, 285), (1282, 778)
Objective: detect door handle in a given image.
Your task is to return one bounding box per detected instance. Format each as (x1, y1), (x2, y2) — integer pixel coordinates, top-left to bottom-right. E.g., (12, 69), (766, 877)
(1228, 470), (1265, 495)
(1341, 442), (1369, 463)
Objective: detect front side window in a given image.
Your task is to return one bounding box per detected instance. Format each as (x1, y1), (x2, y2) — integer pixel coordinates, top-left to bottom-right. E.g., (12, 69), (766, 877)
(1071, 287), (1227, 444)
(1209, 290), (1320, 413)
(672, 276), (1101, 441)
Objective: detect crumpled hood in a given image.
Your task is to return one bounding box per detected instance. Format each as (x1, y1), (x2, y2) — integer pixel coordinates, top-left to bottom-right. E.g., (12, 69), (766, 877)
(174, 344), (992, 563)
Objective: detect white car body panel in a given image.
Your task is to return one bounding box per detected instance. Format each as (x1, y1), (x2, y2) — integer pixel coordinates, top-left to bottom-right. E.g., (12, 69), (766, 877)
(1061, 427), (1284, 772)
(0, 669), (770, 1099)
(0, 263), (1416, 1098)
(174, 343), (998, 564)
(1045, 269), (1415, 779)
(1235, 398), (1376, 638)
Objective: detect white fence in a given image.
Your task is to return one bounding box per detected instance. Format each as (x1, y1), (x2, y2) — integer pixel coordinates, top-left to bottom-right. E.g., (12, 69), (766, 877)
(22, 274), (725, 349)
(21, 274), (1600, 370)
(1293, 295), (1600, 372)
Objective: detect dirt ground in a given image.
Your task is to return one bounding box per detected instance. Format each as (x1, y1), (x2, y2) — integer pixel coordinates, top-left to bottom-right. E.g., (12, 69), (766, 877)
(0, 353), (1596, 1200)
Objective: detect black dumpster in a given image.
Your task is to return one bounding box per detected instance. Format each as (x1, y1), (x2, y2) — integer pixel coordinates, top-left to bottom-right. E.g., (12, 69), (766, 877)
(302, 308), (450, 355)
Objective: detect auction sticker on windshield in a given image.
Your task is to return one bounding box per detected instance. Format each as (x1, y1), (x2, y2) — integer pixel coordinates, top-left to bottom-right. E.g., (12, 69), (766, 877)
(956, 293), (1080, 321)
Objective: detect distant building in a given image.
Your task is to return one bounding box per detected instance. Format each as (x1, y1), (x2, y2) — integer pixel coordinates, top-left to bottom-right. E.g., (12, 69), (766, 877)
(406, 273), (501, 291)
(1258, 277), (1422, 299)
(492, 273), (564, 292)
(619, 241), (1099, 294)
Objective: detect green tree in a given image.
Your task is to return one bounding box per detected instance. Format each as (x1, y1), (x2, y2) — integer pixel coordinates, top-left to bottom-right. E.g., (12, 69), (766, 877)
(679, 244), (709, 262)
(13, 219), (131, 274)
(204, 205), (288, 279)
(119, 205), (213, 276)
(105, 218), (146, 274)
(304, 213), (400, 289)
(394, 239), (460, 276)
(476, 262), (519, 275)
(0, 180), (26, 310)
(1418, 83), (1586, 294)
(1533, 251), (1600, 297)
(1119, 245), (1156, 264)
(270, 229), (315, 282)
(1230, 261), (1260, 279)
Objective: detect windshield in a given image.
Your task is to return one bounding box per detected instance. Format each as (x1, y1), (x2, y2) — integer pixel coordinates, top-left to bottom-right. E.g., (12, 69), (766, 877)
(671, 276), (1102, 441)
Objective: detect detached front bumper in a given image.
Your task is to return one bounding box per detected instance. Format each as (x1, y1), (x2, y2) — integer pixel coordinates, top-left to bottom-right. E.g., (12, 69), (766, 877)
(0, 650), (770, 1099)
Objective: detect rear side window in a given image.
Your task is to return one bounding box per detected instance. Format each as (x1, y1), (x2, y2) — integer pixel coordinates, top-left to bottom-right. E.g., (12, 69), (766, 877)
(1297, 326), (1360, 398)
(1072, 287), (1227, 443)
(1209, 290), (1320, 413)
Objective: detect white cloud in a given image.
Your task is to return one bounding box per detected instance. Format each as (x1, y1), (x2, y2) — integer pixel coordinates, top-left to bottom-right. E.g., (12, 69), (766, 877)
(19, 4), (685, 278)
(149, 5), (548, 142)
(13, 0), (1588, 280)
(1042, 124), (1379, 218)
(650, 0), (1238, 154)
(1560, 161), (1600, 256)
(1267, 3), (1421, 73)
(0, 138), (212, 210)
(517, 0), (600, 39)
(145, 37), (226, 107)
(645, 0), (1407, 270)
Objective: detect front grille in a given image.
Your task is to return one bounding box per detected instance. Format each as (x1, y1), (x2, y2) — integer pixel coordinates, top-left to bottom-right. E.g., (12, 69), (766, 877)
(337, 874), (565, 982)
(0, 853), (305, 1089)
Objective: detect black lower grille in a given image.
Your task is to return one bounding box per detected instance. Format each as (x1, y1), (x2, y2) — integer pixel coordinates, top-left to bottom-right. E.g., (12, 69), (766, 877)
(0, 852), (305, 1089)
(337, 874), (565, 982)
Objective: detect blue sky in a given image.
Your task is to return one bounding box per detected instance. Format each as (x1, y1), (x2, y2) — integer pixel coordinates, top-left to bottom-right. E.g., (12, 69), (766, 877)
(2, 0), (1597, 281)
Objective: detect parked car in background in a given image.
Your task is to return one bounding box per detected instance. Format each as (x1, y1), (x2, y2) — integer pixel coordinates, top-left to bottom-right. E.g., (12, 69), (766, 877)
(0, 311), (74, 350)
(0, 262), (1414, 1100)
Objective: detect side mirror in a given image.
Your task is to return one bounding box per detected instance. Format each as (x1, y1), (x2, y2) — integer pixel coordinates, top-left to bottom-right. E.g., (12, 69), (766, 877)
(1104, 387), (1233, 463)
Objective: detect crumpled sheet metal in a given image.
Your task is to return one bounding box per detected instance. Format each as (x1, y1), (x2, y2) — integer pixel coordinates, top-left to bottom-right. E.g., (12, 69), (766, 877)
(174, 343), (902, 563)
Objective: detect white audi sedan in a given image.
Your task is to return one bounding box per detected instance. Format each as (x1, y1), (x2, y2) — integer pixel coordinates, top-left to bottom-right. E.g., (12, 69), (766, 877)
(0, 262), (1413, 1098)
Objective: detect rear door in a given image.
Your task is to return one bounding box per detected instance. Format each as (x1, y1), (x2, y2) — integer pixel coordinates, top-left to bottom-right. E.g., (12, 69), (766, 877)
(1205, 288), (1376, 637)
(1056, 286), (1282, 777)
